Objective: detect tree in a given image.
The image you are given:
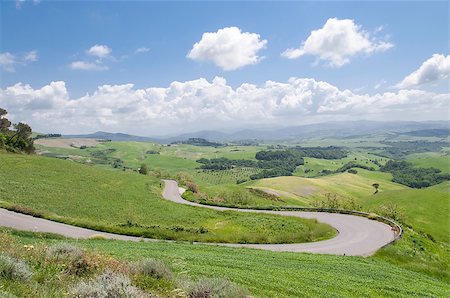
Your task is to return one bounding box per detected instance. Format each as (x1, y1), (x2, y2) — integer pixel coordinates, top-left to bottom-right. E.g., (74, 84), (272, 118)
(0, 108), (12, 133)
(372, 183), (380, 194)
(139, 164), (149, 175)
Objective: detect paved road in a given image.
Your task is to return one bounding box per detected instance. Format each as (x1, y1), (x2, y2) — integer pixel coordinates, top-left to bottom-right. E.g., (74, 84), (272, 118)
(0, 180), (395, 256)
(162, 180), (395, 256)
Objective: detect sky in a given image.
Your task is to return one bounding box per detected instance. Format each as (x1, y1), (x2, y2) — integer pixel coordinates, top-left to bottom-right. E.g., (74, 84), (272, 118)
(0, 0), (449, 136)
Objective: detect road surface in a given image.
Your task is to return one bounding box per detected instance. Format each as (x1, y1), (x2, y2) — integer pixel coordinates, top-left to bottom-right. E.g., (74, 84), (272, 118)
(0, 180), (395, 256)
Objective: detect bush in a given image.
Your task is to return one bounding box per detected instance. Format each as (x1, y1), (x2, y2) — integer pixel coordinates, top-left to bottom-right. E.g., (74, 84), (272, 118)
(47, 243), (89, 275)
(0, 254), (33, 281)
(348, 169), (358, 174)
(139, 164), (149, 175)
(71, 271), (149, 298)
(134, 258), (172, 280)
(186, 181), (200, 193)
(186, 277), (250, 298)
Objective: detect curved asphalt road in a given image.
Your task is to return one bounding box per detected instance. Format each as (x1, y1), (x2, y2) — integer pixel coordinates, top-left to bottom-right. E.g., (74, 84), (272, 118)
(0, 180), (394, 256)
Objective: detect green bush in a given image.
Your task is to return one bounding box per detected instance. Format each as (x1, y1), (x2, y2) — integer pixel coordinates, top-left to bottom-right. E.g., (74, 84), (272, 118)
(71, 271), (149, 298)
(0, 254), (33, 281)
(47, 243), (89, 275)
(185, 277), (250, 298)
(134, 258), (172, 280)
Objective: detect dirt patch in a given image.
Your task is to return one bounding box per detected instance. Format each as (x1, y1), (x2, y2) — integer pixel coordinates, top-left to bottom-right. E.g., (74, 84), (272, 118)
(35, 138), (101, 149)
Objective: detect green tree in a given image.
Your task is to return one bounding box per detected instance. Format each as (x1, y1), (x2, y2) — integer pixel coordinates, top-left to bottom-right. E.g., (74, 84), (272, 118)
(139, 164), (149, 175)
(372, 183), (380, 194)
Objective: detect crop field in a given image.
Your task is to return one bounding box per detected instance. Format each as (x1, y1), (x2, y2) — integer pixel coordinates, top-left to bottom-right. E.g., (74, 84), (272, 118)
(4, 229), (449, 298)
(0, 153), (335, 244)
(192, 168), (261, 185)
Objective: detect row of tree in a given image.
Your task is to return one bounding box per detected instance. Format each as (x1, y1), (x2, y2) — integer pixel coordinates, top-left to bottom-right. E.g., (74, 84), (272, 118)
(380, 160), (449, 188)
(0, 108), (35, 153)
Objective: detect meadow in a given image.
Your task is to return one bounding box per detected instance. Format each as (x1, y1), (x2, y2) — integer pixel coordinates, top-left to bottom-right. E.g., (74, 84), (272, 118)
(0, 153), (335, 244)
(1, 228), (449, 298)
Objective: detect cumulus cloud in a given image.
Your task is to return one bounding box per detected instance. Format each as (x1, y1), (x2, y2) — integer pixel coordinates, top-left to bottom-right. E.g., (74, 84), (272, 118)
(1, 77), (447, 135)
(87, 44), (112, 59)
(70, 44), (112, 71)
(282, 18), (393, 67)
(135, 47), (150, 54)
(187, 27), (267, 71)
(70, 61), (108, 71)
(0, 51), (38, 72)
(396, 54), (450, 89)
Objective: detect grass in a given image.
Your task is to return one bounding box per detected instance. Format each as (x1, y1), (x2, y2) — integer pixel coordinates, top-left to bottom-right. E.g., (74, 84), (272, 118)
(0, 152), (335, 244)
(248, 169), (407, 206)
(2, 228), (449, 298)
(406, 151), (450, 174)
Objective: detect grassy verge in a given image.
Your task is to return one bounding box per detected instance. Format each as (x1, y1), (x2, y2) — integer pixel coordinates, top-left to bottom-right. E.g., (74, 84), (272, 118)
(0, 153), (335, 244)
(2, 228), (449, 298)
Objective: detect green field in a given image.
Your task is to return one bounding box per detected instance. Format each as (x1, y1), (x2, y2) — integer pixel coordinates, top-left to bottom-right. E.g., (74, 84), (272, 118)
(0, 153), (335, 244)
(2, 229), (449, 298)
(406, 152), (450, 174)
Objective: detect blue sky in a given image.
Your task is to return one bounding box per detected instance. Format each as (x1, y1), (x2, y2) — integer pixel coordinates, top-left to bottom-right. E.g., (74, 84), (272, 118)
(0, 0), (449, 135)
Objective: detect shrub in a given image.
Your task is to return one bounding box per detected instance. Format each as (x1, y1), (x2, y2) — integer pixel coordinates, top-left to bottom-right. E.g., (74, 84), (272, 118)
(186, 277), (250, 298)
(186, 181), (200, 193)
(0, 254), (33, 281)
(0, 290), (17, 298)
(71, 271), (149, 298)
(134, 258), (172, 280)
(47, 243), (89, 275)
(348, 169), (358, 174)
(139, 164), (149, 175)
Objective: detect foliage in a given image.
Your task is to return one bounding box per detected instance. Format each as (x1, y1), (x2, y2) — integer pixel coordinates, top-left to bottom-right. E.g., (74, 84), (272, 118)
(0, 254), (32, 281)
(175, 138), (225, 147)
(184, 277), (250, 298)
(47, 243), (91, 275)
(134, 258), (173, 280)
(34, 133), (62, 139)
(377, 141), (448, 159)
(294, 146), (347, 159)
(380, 160), (449, 188)
(139, 163), (149, 175)
(71, 271), (149, 298)
(0, 108), (35, 153)
(335, 161), (375, 173)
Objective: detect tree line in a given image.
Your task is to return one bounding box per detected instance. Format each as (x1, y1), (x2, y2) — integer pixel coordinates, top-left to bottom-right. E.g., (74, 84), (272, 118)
(0, 108), (35, 153)
(380, 160), (449, 188)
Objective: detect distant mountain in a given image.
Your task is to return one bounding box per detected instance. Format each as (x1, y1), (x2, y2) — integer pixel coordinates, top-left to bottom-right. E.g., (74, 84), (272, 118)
(400, 129), (450, 137)
(64, 131), (164, 143)
(63, 121), (449, 144)
(163, 121), (449, 142)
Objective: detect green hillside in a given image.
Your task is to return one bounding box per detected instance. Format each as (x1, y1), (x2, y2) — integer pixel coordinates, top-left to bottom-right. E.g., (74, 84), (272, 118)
(0, 153), (334, 244)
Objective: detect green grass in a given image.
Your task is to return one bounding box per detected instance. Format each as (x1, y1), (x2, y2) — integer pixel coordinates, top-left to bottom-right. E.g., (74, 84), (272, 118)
(249, 169), (407, 206)
(4, 229), (449, 298)
(0, 153), (335, 244)
(406, 152), (450, 174)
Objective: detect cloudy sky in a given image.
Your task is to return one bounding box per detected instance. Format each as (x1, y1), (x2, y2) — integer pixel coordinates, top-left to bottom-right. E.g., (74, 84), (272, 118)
(0, 0), (448, 136)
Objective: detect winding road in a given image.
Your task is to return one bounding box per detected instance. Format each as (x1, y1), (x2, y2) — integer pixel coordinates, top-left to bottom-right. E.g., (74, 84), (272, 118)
(0, 180), (395, 256)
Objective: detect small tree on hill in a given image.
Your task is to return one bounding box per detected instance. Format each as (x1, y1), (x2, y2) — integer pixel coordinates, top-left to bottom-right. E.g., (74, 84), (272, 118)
(372, 183), (380, 194)
(139, 164), (149, 175)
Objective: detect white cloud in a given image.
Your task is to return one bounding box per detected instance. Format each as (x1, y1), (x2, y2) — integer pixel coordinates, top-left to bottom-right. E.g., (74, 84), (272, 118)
(396, 54), (450, 89)
(187, 27), (267, 71)
(1, 77), (447, 135)
(0, 53), (17, 72)
(70, 61), (108, 71)
(0, 50), (38, 72)
(135, 47), (150, 54)
(23, 50), (38, 62)
(282, 18), (393, 67)
(87, 44), (112, 59)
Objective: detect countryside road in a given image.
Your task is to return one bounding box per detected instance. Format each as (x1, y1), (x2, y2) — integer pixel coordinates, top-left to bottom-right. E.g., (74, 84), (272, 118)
(0, 180), (395, 256)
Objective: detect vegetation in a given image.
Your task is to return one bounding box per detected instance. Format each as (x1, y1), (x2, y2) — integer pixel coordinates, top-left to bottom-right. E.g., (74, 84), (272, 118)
(2, 229), (448, 298)
(0, 231), (250, 297)
(0, 108), (35, 153)
(174, 138), (225, 147)
(380, 160), (449, 188)
(377, 141), (448, 159)
(293, 146), (347, 159)
(0, 153), (335, 244)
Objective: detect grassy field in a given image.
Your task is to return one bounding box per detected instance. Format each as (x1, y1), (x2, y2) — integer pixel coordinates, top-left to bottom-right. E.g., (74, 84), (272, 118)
(406, 151), (450, 174)
(248, 169), (407, 206)
(2, 228), (449, 298)
(0, 153), (335, 244)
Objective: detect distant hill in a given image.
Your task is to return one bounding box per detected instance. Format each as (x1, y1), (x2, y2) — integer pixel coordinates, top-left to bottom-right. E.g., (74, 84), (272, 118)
(63, 121), (449, 143)
(64, 131), (163, 143)
(400, 129), (450, 137)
